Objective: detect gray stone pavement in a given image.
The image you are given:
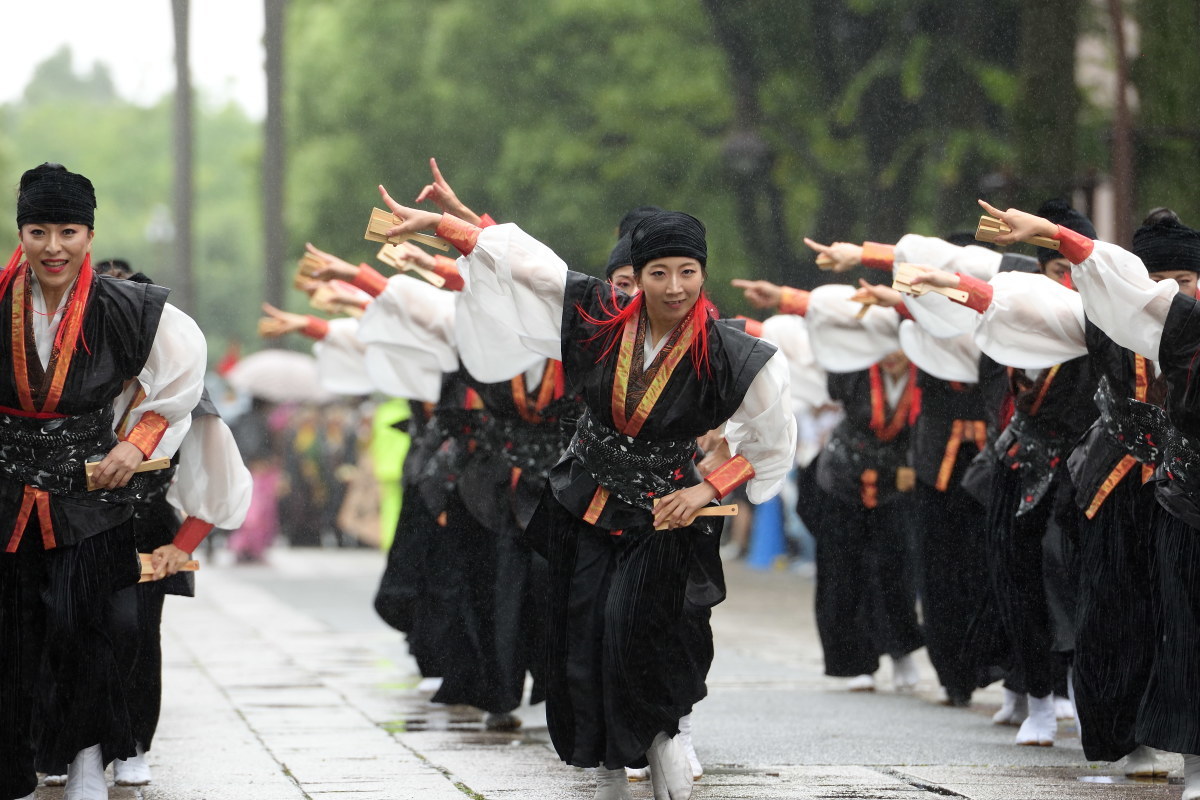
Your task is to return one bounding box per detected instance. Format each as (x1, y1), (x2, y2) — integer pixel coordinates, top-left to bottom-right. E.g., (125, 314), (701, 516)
(36, 547), (1185, 799)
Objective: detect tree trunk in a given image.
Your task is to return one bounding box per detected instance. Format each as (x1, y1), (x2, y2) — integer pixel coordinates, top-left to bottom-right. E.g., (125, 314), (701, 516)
(263, 0), (287, 309)
(1013, 0), (1082, 208)
(171, 0), (194, 313)
(1107, 0), (1134, 245)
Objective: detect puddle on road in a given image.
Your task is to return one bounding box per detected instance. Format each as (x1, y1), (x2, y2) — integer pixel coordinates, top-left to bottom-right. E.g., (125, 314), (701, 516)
(1078, 775), (1179, 785)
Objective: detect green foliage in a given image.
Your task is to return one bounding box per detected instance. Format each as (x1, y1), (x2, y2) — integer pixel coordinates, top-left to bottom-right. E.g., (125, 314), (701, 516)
(0, 51), (262, 365)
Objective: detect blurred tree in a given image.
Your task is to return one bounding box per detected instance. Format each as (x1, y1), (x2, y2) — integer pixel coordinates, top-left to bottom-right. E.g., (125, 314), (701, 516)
(1133, 0), (1200, 227)
(172, 0), (196, 313)
(263, 0), (288, 308)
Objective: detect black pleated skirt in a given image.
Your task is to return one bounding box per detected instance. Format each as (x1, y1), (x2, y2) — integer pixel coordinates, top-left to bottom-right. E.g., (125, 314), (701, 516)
(533, 493), (712, 770)
(1135, 501), (1200, 755)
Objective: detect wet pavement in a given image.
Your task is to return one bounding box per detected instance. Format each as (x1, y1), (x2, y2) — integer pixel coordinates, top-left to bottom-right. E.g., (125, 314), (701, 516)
(36, 547), (1185, 799)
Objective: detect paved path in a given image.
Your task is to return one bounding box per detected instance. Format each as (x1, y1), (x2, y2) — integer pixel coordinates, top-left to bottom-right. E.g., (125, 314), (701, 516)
(33, 547), (1184, 799)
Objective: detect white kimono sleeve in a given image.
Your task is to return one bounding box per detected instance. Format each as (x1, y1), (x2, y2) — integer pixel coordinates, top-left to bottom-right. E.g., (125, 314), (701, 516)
(898, 322), (981, 383)
(759, 314), (831, 411)
(126, 303), (207, 459)
(724, 349), (797, 503)
(355, 275), (459, 402)
(973, 272), (1088, 369)
(895, 234), (1004, 339)
(1071, 240), (1178, 362)
(312, 317), (376, 397)
(455, 223), (567, 381)
(804, 284), (901, 373)
(167, 415), (253, 529)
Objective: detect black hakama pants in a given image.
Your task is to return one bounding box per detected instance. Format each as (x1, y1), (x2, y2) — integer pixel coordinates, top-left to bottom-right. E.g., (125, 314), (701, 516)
(813, 492), (923, 678)
(0, 522), (140, 799)
(913, 481), (991, 701)
(1135, 502), (1200, 756)
(984, 468), (1066, 699)
(534, 494), (709, 770)
(430, 494), (540, 715)
(1072, 478), (1156, 761)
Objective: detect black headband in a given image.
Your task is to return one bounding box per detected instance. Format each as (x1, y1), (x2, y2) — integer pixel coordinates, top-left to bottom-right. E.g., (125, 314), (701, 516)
(605, 235), (633, 280)
(629, 211), (707, 269)
(16, 163), (96, 228)
(1133, 217), (1200, 273)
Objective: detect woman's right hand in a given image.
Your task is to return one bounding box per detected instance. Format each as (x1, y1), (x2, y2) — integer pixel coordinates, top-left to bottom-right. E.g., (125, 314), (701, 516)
(258, 303), (308, 337)
(803, 238), (863, 272)
(977, 199), (1059, 245)
(379, 185), (443, 240)
(731, 279), (783, 309)
(415, 158), (482, 226)
(852, 279), (904, 308)
(304, 242), (359, 282)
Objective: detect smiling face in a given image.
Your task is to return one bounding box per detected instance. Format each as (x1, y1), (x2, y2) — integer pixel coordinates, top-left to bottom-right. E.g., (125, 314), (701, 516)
(1149, 269), (1199, 299)
(19, 222), (94, 297)
(635, 256), (705, 333)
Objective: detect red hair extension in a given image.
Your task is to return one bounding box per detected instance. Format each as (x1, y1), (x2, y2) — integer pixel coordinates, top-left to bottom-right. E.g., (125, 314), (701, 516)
(575, 285), (720, 377)
(0, 245), (24, 303)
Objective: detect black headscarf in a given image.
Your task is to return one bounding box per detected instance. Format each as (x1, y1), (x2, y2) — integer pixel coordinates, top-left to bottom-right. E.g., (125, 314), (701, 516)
(618, 205), (664, 238)
(605, 235), (633, 280)
(1133, 214), (1200, 274)
(629, 211), (707, 269)
(1035, 198), (1095, 264)
(16, 163), (96, 228)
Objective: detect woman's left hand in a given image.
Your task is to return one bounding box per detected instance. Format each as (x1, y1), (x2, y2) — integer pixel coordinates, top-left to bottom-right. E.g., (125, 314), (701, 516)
(379, 185), (443, 239)
(147, 543), (192, 581)
(90, 440), (145, 489)
(304, 242), (359, 282)
(653, 482), (718, 530)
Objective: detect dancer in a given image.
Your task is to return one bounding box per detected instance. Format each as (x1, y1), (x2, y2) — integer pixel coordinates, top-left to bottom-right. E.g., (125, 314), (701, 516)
(938, 200), (1200, 796)
(379, 194), (794, 800)
(0, 163), (206, 800)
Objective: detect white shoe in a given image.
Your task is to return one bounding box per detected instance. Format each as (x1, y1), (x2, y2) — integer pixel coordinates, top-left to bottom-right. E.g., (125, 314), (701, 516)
(677, 713), (703, 780)
(1123, 745), (1168, 777)
(65, 744), (108, 800)
(625, 765), (650, 782)
(417, 676), (443, 692)
(594, 767), (633, 800)
(846, 674), (876, 692)
(43, 774), (68, 786)
(1053, 694), (1075, 721)
(992, 688), (1028, 726)
(1015, 694), (1056, 746)
(114, 744), (152, 785)
(645, 732), (693, 800)
(1184, 754), (1200, 800)
(892, 653), (920, 692)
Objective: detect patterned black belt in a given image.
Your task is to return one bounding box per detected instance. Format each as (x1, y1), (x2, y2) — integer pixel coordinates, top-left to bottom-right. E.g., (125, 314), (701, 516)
(566, 409), (696, 511)
(1094, 375), (1166, 468)
(0, 405), (166, 504)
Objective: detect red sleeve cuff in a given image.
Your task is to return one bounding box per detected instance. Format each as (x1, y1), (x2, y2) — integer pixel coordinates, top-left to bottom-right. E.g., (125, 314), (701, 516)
(301, 315), (329, 340)
(861, 242), (896, 271)
(352, 264), (388, 297)
(433, 255), (465, 291)
(778, 286), (810, 316)
(478, 213), (497, 228)
(173, 517), (214, 553)
(735, 316), (764, 337)
(1055, 225), (1094, 264)
(955, 273), (994, 313)
(704, 454), (756, 499)
(123, 411), (169, 458)
(896, 302), (914, 321)
(435, 214), (483, 256)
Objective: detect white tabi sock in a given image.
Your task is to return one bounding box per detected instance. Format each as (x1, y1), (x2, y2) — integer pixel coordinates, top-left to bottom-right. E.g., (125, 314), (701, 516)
(593, 767), (633, 800)
(1183, 754), (1200, 800)
(846, 673), (876, 692)
(646, 731), (693, 800)
(625, 765), (650, 781)
(892, 653), (920, 691)
(65, 744), (107, 800)
(677, 713), (703, 779)
(114, 741), (152, 786)
(992, 687), (1028, 725)
(1015, 694), (1056, 746)
(1123, 745), (1169, 777)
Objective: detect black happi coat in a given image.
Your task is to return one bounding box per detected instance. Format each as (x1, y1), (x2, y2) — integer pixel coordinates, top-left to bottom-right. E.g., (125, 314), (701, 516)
(555, 274), (777, 532)
(816, 367), (915, 508)
(0, 272), (168, 548)
(911, 371), (988, 491)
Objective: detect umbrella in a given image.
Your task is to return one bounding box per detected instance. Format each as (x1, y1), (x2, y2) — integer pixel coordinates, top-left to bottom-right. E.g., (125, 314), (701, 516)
(224, 349), (333, 404)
